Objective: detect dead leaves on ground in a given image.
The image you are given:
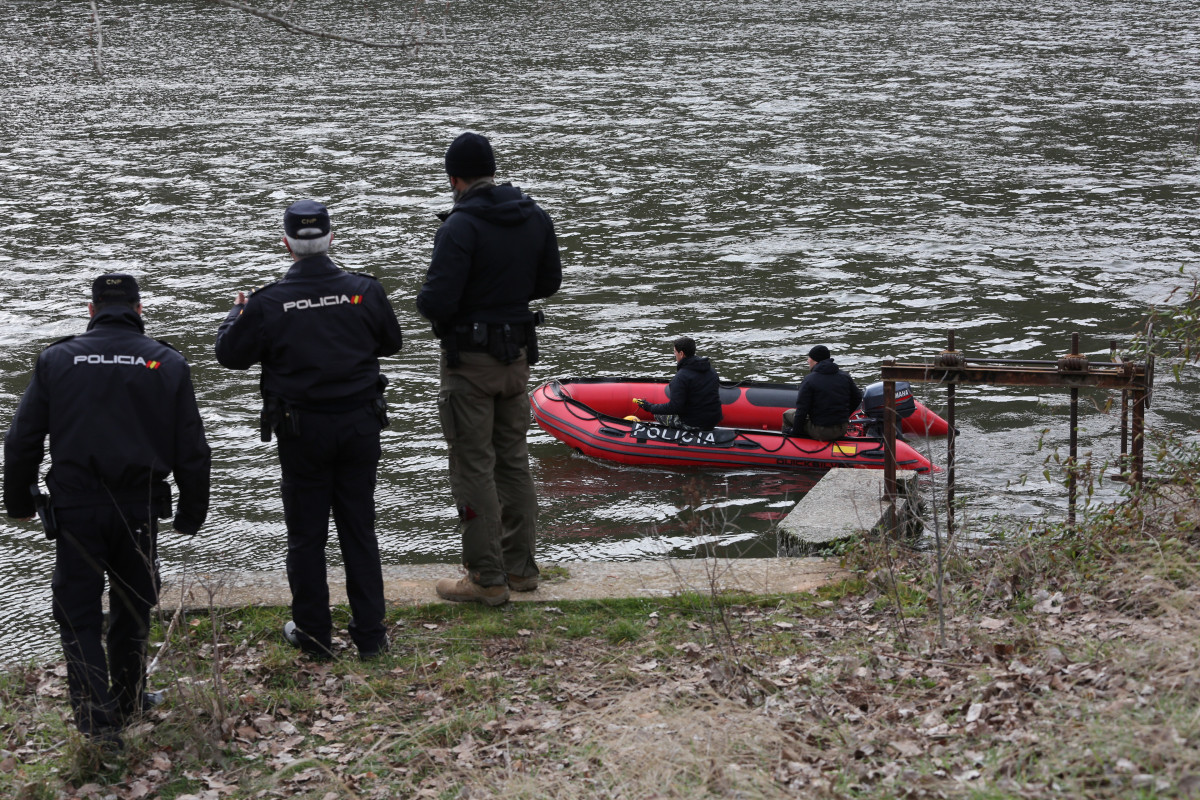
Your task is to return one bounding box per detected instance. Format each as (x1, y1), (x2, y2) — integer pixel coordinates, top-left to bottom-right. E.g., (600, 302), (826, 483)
(4, 571), (1198, 799)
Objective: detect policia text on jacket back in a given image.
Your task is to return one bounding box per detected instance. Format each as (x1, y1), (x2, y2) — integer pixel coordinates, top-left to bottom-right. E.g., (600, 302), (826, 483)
(3, 273), (211, 750)
(417, 132), (562, 607)
(215, 200), (403, 660)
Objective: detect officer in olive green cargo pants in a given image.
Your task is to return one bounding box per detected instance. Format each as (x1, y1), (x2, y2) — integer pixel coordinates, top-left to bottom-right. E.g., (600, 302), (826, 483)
(416, 132), (563, 606)
(437, 350), (540, 603)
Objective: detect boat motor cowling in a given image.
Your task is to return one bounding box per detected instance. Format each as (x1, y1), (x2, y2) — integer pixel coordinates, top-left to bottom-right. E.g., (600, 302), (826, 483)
(860, 381), (917, 422)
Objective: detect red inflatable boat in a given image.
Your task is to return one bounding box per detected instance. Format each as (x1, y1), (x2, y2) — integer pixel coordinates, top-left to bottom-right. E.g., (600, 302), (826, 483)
(530, 377), (945, 474)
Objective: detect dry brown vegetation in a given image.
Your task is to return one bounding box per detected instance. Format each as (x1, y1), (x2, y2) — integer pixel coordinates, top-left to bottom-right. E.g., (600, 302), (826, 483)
(2, 470), (1198, 799)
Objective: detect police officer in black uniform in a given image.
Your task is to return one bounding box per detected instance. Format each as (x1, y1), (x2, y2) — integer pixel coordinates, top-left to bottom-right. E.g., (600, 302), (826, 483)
(3, 273), (211, 748)
(215, 200), (402, 659)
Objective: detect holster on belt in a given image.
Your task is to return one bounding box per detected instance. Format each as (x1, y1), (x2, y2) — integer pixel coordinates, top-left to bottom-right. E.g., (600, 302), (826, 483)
(261, 396), (300, 440)
(373, 374), (390, 428)
(260, 396), (282, 442)
(30, 484), (58, 540)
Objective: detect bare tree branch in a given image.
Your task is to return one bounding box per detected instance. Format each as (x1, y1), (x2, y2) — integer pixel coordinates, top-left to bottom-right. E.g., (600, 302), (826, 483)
(89, 0), (104, 79)
(208, 0), (449, 49)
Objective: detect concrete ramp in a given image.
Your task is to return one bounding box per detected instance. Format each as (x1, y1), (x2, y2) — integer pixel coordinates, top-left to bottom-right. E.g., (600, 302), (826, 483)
(158, 557), (848, 612)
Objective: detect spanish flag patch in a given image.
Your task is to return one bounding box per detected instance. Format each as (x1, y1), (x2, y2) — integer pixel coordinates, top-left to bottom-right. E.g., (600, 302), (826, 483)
(351, 295), (363, 304)
(833, 443), (857, 456)
(145, 360), (161, 370)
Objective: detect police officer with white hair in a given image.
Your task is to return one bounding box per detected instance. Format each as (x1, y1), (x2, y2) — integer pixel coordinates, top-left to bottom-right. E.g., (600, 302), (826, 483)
(4, 273), (211, 750)
(216, 200), (403, 660)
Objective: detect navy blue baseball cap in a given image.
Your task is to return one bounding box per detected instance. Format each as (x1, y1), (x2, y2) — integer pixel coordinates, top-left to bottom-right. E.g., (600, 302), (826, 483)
(91, 273), (140, 305)
(283, 200), (331, 239)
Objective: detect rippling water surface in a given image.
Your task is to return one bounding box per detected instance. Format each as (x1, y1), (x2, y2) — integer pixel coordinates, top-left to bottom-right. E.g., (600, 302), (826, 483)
(2, 0), (1199, 662)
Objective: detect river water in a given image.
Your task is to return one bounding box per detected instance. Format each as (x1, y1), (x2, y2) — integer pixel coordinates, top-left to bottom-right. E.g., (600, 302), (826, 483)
(1, 0), (1198, 663)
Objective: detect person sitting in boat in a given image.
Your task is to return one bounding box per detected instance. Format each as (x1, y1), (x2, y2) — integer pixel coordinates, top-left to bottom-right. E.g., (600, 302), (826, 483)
(782, 345), (863, 441)
(633, 336), (723, 430)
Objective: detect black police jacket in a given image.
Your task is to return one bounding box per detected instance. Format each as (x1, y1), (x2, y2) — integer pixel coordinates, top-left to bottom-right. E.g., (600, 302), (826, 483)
(3, 306), (212, 533)
(416, 183), (561, 327)
(215, 255), (403, 409)
(643, 356), (724, 429)
(794, 359), (864, 428)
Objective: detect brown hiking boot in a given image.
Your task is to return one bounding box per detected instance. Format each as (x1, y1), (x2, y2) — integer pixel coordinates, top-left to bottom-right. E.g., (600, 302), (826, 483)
(435, 576), (510, 606)
(507, 573), (539, 592)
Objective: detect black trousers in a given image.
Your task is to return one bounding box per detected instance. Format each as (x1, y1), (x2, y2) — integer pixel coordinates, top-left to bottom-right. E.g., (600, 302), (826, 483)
(52, 505), (158, 737)
(277, 406), (387, 657)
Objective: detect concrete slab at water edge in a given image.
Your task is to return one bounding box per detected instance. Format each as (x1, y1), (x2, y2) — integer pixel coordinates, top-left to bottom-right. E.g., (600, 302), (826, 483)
(777, 469), (921, 548)
(157, 558), (848, 612)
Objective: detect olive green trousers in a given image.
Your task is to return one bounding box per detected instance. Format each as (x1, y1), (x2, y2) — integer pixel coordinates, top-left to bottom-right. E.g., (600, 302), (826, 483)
(437, 351), (539, 587)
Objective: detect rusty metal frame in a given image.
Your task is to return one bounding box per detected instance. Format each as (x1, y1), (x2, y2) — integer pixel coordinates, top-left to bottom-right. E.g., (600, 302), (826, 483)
(879, 332), (1151, 530)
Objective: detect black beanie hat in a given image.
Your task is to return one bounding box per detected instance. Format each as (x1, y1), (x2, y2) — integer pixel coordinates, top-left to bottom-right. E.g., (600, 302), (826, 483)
(91, 273), (140, 305)
(807, 345), (831, 362)
(444, 132), (496, 178)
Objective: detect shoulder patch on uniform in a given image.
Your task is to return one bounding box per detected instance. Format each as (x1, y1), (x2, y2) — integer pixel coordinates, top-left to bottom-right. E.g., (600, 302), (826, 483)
(248, 280), (281, 297)
(44, 335), (77, 349)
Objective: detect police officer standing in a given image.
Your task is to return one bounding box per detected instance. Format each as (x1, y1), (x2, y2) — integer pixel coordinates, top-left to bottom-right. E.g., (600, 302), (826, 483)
(417, 132), (562, 606)
(3, 274), (211, 749)
(215, 200), (402, 659)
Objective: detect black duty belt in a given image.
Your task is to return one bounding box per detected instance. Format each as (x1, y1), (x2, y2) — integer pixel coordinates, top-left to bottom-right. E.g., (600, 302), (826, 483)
(454, 323), (529, 352)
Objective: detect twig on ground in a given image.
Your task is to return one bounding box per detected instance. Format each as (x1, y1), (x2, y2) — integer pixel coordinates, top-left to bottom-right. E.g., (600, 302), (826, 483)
(146, 602), (183, 675)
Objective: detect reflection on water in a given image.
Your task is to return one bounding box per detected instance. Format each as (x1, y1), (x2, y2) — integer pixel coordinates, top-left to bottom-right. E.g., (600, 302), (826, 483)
(2, 0), (1199, 661)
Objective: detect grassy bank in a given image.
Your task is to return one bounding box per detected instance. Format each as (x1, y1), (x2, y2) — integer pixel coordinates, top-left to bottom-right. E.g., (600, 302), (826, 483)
(1, 469), (1198, 800)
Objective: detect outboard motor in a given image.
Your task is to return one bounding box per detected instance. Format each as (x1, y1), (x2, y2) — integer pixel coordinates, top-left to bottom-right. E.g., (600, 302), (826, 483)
(857, 381), (916, 437)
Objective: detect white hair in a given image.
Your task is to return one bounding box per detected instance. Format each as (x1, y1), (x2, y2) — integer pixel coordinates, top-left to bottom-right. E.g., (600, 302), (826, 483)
(285, 231), (332, 257)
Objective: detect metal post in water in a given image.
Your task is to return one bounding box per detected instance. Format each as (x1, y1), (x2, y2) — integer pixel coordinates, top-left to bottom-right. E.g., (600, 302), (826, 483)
(883, 374), (897, 518)
(1132, 386), (1146, 484)
(946, 330), (957, 534)
(1113, 339), (1129, 472)
(1067, 333), (1080, 528)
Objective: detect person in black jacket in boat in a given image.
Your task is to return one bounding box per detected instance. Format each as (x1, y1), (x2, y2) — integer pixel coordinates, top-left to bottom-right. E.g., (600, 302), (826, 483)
(783, 345), (863, 441)
(3, 273), (211, 750)
(635, 336), (723, 430)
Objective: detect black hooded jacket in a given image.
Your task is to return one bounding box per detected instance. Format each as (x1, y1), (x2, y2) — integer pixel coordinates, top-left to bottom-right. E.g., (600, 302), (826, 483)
(643, 356), (723, 429)
(416, 183), (561, 326)
(794, 358), (863, 428)
(3, 306), (212, 533)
